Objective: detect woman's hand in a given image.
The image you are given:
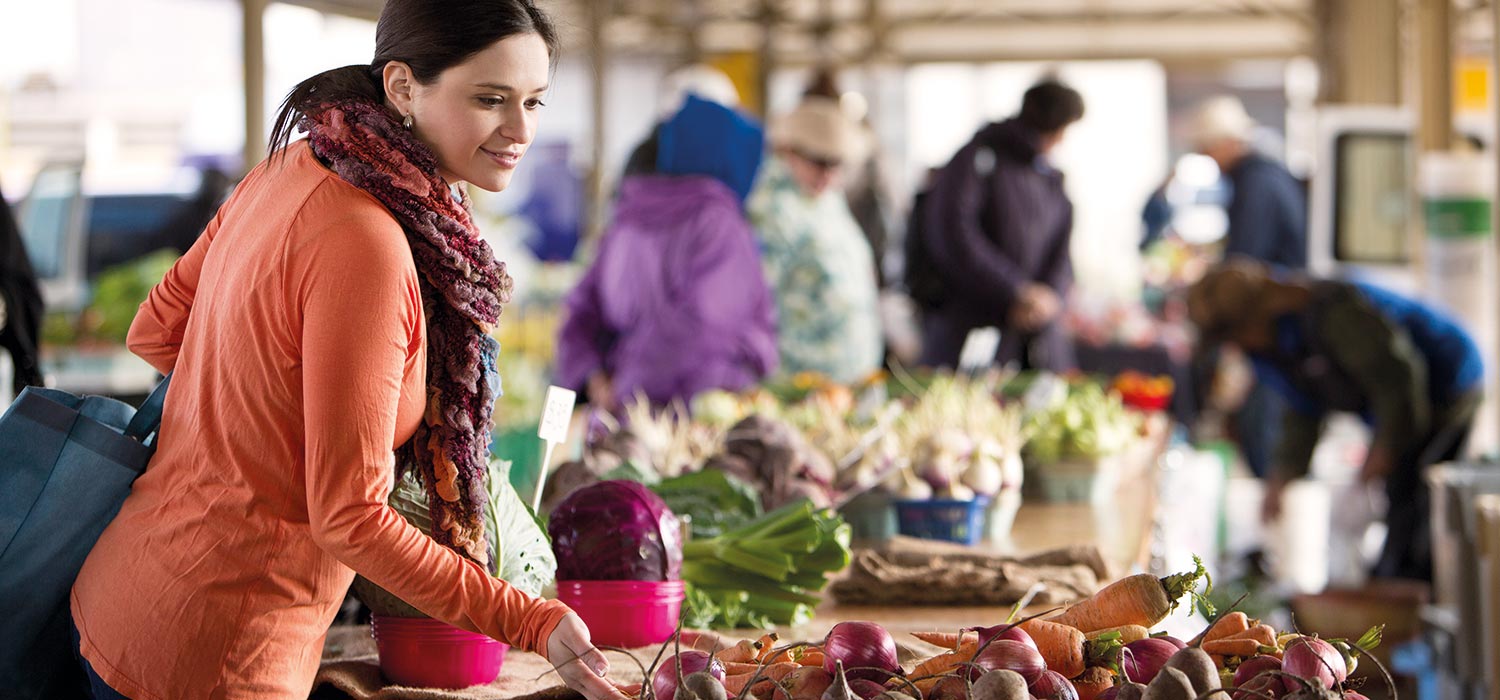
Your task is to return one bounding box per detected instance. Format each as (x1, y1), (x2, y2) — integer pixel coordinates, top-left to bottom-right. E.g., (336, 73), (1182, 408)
(546, 612), (628, 700)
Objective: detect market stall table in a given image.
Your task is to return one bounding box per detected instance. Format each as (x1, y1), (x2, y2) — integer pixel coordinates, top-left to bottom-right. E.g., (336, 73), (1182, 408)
(313, 418), (1166, 699)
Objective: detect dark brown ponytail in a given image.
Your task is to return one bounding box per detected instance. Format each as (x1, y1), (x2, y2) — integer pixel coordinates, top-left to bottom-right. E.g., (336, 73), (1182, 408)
(267, 0), (559, 155)
(267, 65), (383, 155)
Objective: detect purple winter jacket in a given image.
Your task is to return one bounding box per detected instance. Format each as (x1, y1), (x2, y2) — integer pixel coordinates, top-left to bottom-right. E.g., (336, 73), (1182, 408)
(555, 175), (778, 407)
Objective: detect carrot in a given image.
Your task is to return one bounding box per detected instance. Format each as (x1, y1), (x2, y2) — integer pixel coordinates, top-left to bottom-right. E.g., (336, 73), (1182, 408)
(911, 631), (977, 650)
(1201, 612), (1250, 645)
(910, 640), (980, 680)
(754, 633), (781, 663)
(1083, 624), (1150, 644)
(1201, 637), (1259, 657)
(717, 639), (762, 665)
(722, 663), (799, 695)
(759, 663), (802, 684)
(722, 661), (768, 675)
(1230, 624), (1277, 649)
(724, 674), (756, 695)
(1210, 653), (1226, 670)
(1048, 558), (1209, 632)
(1202, 622), (1279, 657)
(1017, 619), (1087, 678)
(797, 650), (826, 668)
(1071, 666), (1116, 700)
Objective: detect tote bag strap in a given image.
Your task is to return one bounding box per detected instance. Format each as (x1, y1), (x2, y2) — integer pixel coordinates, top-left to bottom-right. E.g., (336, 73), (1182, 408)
(123, 373), (172, 443)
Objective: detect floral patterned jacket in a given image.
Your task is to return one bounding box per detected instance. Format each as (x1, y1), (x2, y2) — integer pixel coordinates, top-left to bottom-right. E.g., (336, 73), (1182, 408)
(748, 156), (883, 384)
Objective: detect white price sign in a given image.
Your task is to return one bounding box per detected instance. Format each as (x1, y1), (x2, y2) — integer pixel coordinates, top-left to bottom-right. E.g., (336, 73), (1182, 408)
(958, 326), (1001, 373)
(537, 386), (577, 443)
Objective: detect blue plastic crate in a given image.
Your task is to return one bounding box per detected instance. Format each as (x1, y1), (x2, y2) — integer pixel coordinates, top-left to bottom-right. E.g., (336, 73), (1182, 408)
(893, 497), (990, 545)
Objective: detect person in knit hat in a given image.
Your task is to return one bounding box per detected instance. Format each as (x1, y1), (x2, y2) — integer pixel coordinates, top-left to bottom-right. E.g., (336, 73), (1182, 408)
(1188, 258), (1482, 581)
(749, 97), (882, 384)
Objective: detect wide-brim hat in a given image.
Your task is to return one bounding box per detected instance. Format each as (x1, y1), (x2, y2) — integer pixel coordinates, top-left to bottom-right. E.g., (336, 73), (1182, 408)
(1190, 95), (1256, 147)
(768, 97), (868, 166)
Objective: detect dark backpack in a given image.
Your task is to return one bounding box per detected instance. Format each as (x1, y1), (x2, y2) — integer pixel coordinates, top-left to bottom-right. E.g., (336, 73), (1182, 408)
(903, 188), (947, 309)
(904, 145), (997, 310)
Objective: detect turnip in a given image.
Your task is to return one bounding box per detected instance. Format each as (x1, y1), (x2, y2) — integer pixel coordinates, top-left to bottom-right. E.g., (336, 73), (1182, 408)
(970, 670), (1030, 700)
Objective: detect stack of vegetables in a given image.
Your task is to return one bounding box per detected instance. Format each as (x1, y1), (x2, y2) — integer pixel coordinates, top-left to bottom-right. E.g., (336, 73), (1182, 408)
(1023, 381), (1138, 467)
(680, 499), (852, 629)
(1110, 372), (1174, 413)
(884, 374), (1027, 503)
(612, 556), (1388, 700)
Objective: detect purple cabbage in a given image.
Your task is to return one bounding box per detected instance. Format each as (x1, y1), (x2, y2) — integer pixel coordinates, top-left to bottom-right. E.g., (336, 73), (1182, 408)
(548, 480), (683, 581)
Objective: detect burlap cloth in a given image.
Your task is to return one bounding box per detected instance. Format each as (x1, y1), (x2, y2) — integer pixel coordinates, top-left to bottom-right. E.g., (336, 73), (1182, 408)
(828, 537), (1109, 607)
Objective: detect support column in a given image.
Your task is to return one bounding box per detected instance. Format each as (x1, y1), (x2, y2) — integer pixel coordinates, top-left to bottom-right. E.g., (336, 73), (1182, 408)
(242, 0), (267, 173)
(1413, 0), (1454, 152)
(756, 0), (778, 119)
(585, 0), (609, 241)
(1314, 0), (1401, 105)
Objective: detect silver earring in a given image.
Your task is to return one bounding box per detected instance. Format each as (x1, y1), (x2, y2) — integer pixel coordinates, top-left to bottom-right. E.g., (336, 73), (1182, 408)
(402, 113), (413, 130)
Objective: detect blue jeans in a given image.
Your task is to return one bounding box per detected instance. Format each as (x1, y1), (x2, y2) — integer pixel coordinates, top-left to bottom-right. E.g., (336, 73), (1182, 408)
(69, 618), (131, 700)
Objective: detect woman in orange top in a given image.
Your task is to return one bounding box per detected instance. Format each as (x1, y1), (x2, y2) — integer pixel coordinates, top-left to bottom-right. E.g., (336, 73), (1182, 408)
(69, 2), (626, 699)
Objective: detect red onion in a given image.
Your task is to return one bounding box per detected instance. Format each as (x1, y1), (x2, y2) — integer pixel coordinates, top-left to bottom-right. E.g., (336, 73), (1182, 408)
(1233, 655), (1283, 687)
(1028, 670), (1079, 700)
(1095, 689), (1120, 700)
(1155, 635), (1187, 651)
(967, 624), (1041, 652)
(1283, 636), (1347, 689)
(1344, 693), (1370, 700)
(1121, 638), (1180, 684)
(971, 639), (1048, 684)
(780, 667), (835, 700)
(653, 651), (725, 700)
(824, 622), (902, 683)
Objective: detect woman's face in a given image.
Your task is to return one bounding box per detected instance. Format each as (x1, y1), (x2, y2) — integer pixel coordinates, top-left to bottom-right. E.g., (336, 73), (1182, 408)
(402, 33), (551, 192)
(782, 149), (843, 198)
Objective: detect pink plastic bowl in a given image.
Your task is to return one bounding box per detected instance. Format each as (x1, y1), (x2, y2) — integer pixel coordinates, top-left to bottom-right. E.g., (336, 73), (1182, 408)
(371, 615), (508, 689)
(557, 580), (685, 648)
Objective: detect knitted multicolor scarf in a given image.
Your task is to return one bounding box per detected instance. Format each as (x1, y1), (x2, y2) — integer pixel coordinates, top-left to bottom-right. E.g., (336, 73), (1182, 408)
(302, 99), (513, 566)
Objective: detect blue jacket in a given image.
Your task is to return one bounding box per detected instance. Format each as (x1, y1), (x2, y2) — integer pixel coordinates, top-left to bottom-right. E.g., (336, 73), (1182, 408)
(1224, 153), (1307, 270)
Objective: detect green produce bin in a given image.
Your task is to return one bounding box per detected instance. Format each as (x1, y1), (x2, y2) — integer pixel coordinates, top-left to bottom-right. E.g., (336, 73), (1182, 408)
(491, 424), (543, 499)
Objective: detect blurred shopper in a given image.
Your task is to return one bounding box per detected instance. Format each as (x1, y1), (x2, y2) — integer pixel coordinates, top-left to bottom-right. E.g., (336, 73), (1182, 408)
(1191, 95), (1309, 480)
(622, 64), (741, 179)
(1191, 96), (1307, 269)
(517, 142), (583, 262)
(1188, 259), (1483, 581)
(750, 97), (882, 384)
(910, 79), (1084, 371)
(68, 3), (625, 699)
(556, 96), (777, 412)
(0, 180), (45, 395)
(803, 67), (895, 286)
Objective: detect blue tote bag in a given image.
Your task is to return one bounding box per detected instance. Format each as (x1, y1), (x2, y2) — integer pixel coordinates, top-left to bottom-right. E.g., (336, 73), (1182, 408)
(0, 375), (170, 698)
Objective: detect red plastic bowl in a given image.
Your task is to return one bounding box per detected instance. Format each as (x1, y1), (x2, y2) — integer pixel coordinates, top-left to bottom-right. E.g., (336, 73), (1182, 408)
(557, 580), (685, 648)
(371, 615), (508, 689)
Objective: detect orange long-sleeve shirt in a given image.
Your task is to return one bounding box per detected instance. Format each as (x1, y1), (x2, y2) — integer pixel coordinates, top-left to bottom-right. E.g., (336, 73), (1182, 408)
(71, 140), (570, 699)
